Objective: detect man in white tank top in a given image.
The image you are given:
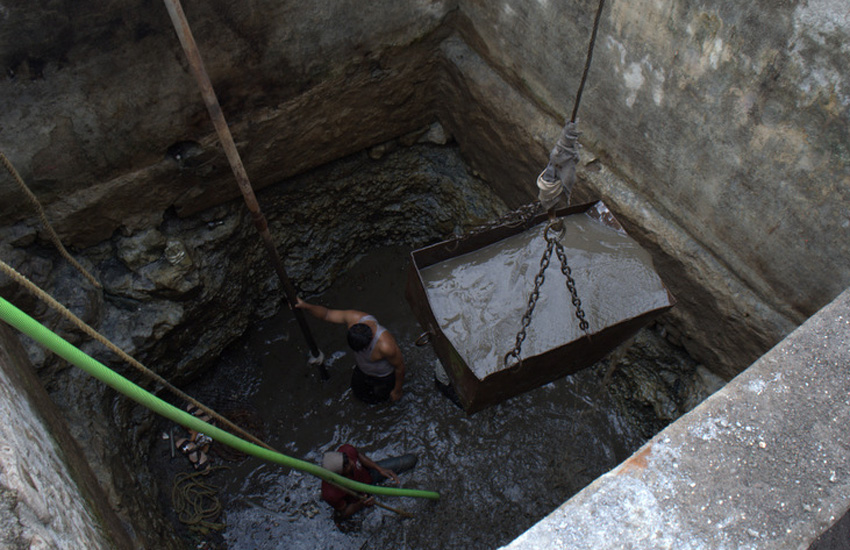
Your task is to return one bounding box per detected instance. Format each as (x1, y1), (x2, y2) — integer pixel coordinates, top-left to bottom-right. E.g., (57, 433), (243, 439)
(296, 298), (406, 403)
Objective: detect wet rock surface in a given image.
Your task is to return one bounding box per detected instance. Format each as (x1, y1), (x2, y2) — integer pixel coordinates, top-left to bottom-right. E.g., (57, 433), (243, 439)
(603, 327), (725, 441)
(1, 142), (508, 548)
(0, 1), (845, 546)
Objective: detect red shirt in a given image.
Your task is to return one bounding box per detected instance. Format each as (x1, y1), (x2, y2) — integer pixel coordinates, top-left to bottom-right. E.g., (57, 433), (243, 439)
(321, 444), (373, 510)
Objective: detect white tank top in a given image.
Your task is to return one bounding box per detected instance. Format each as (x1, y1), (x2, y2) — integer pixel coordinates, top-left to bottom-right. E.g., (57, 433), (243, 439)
(353, 315), (394, 377)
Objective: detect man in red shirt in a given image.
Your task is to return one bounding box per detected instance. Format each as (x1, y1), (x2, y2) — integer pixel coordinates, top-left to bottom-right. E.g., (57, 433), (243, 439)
(321, 444), (409, 519)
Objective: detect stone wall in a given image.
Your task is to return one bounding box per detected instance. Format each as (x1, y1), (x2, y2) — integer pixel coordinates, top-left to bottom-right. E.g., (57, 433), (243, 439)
(0, 0), (457, 247)
(0, 323), (139, 549)
(1, 142), (509, 547)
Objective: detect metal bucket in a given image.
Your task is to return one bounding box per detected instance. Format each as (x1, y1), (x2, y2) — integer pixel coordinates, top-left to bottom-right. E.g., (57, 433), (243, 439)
(405, 200), (676, 413)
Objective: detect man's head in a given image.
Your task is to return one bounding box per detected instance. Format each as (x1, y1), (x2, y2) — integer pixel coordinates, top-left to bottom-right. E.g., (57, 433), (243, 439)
(347, 323), (373, 351)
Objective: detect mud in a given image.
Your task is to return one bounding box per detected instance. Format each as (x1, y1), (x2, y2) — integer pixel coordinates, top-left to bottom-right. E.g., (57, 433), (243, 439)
(151, 244), (664, 549)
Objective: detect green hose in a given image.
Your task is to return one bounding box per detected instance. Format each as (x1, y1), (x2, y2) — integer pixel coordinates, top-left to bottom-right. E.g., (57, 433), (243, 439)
(0, 296), (439, 501)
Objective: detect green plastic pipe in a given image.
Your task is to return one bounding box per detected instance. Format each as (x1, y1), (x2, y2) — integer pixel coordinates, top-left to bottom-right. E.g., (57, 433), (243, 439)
(0, 296), (439, 501)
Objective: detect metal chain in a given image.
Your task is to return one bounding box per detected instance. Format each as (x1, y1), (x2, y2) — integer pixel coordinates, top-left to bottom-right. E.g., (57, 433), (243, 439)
(446, 203), (541, 252)
(500, 0), (607, 366)
(504, 238), (555, 367)
(553, 240), (590, 333)
(504, 221), (591, 367)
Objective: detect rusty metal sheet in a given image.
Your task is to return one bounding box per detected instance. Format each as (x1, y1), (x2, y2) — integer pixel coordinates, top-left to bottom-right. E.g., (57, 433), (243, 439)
(405, 200), (676, 414)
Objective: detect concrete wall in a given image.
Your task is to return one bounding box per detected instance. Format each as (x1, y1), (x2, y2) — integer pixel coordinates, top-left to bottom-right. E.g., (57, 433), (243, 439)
(0, 323), (134, 549)
(460, 0), (849, 319)
(1, 0), (847, 378)
(449, 0), (849, 378)
(501, 287), (850, 550)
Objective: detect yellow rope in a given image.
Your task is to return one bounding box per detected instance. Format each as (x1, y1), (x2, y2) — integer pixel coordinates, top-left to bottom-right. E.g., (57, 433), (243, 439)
(171, 467), (227, 533)
(0, 258), (274, 452)
(0, 150), (101, 289)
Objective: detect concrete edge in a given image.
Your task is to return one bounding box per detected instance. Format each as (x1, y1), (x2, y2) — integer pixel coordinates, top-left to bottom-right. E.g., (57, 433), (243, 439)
(501, 287), (850, 549)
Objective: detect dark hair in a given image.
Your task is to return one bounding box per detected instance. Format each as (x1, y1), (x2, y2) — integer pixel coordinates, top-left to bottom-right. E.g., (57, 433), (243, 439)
(347, 323), (373, 351)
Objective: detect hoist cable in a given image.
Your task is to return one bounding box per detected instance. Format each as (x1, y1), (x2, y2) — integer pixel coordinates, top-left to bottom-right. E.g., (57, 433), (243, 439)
(571, 0), (607, 122)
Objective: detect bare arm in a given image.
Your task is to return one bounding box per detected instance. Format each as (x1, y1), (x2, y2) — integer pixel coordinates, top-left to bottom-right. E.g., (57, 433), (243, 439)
(295, 298), (367, 326)
(357, 452), (400, 485)
(377, 333), (406, 402)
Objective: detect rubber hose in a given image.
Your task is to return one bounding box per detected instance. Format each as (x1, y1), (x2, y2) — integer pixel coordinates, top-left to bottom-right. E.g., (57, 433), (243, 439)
(0, 297), (439, 501)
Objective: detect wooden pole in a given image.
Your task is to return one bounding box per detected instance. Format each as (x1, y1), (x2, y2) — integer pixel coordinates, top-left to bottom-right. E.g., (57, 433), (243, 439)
(163, 0), (328, 379)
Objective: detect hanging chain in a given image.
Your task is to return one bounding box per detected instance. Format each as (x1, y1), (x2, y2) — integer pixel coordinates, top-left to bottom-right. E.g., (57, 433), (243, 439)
(504, 221), (590, 367)
(446, 203), (541, 252)
(553, 238), (590, 333)
(504, 238), (554, 367)
(507, 0), (603, 363)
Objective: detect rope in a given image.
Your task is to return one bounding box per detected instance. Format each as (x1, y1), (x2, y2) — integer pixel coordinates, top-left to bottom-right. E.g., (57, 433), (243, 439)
(0, 296), (441, 501)
(524, 0), (607, 338)
(171, 467), (228, 534)
(537, 0), (606, 212)
(0, 260), (423, 515)
(571, 0), (607, 122)
(0, 258), (272, 452)
(0, 150), (101, 289)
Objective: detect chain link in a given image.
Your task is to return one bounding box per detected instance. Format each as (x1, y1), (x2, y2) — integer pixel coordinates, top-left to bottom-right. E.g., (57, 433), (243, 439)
(504, 239), (554, 367)
(553, 240), (590, 333)
(446, 203), (541, 252)
(504, 221), (590, 367)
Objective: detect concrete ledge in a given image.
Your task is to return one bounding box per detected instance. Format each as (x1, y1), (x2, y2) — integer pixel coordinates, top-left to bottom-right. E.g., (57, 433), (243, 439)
(0, 324), (133, 549)
(502, 288), (850, 549)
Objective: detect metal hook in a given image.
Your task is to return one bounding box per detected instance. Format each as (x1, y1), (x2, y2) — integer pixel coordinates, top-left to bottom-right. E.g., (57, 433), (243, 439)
(544, 219), (566, 243)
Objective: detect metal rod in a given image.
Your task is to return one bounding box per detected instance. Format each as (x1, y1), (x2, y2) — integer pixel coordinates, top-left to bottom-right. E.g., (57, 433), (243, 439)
(162, 0), (328, 379)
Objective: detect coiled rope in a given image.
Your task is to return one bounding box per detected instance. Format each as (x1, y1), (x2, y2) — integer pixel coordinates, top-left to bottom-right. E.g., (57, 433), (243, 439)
(172, 467), (228, 534)
(0, 150), (101, 289)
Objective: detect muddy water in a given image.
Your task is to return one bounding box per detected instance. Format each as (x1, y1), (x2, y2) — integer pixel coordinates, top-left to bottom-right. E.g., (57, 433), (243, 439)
(421, 211), (672, 378)
(178, 245), (648, 550)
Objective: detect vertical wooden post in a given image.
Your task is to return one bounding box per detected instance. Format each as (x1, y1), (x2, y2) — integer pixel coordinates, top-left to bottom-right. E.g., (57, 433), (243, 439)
(163, 0), (328, 379)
